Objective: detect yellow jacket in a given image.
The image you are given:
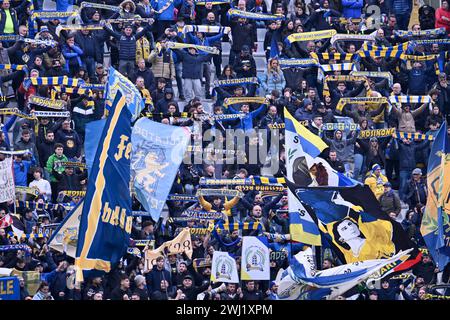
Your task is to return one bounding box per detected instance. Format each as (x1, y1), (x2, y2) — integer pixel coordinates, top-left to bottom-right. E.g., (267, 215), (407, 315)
(364, 173), (388, 200)
(199, 195), (240, 223)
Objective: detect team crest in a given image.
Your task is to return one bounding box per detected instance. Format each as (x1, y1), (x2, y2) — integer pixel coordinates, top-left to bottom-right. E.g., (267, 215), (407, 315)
(215, 255), (233, 280)
(244, 245), (265, 272)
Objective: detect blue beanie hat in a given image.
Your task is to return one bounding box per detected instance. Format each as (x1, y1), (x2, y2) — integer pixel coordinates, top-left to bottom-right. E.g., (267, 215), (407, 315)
(372, 164), (381, 172)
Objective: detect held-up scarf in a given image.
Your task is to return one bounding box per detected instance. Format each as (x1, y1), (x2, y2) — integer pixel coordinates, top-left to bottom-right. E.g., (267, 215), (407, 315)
(393, 131), (435, 141)
(215, 221), (262, 232)
(194, 0), (230, 5)
(310, 52), (355, 62)
(31, 10), (79, 19)
(323, 75), (370, 97)
(410, 39), (450, 45)
(351, 71), (393, 87)
(321, 123), (359, 131)
(0, 108), (37, 120)
(318, 63), (357, 80)
(0, 149), (31, 155)
(358, 42), (411, 59)
(180, 210), (224, 220)
(399, 54), (439, 61)
(223, 97), (268, 107)
(213, 77), (258, 88)
(278, 58), (319, 69)
(394, 28), (447, 38)
(388, 95), (432, 105)
(235, 185), (285, 192)
(80, 2), (120, 12)
(15, 200), (73, 211)
(227, 9), (285, 21)
(33, 111), (71, 118)
(182, 25), (231, 35)
(0, 244), (32, 252)
(358, 128), (395, 139)
(330, 33), (375, 45)
(336, 97), (389, 113)
(28, 96), (66, 110)
(165, 41), (219, 54)
(25, 76), (85, 87)
(285, 29), (337, 46)
(196, 188), (244, 198)
(167, 194), (198, 201)
(0, 64), (27, 71)
(187, 145), (245, 156)
(55, 24), (104, 36)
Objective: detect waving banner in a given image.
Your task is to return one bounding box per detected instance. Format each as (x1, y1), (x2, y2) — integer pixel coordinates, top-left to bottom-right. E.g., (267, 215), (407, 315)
(241, 236), (270, 280)
(421, 122), (450, 270)
(75, 91), (132, 281)
(211, 251), (239, 283)
(131, 118), (191, 222)
(48, 202), (83, 258)
(0, 157), (15, 203)
(144, 228), (192, 270)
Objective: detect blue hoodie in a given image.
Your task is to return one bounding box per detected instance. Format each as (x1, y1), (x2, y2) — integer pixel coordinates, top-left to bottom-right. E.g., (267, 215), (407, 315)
(151, 0), (183, 21)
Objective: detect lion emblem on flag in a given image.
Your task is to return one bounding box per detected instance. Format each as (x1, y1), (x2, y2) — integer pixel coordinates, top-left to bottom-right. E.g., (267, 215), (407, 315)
(132, 147), (169, 196)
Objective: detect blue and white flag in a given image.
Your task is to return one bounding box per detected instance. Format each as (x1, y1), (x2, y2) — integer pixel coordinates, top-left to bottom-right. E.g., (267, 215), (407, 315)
(131, 118), (191, 222)
(84, 119), (106, 173)
(211, 251), (239, 283)
(105, 67), (145, 122)
(75, 91), (132, 281)
(284, 108), (357, 246)
(241, 236), (270, 280)
(276, 247), (412, 300)
(48, 201), (84, 258)
(421, 121), (450, 270)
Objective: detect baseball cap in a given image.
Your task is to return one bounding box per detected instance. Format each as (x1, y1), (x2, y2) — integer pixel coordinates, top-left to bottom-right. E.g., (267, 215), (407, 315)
(412, 168), (422, 175)
(184, 274), (193, 281)
(241, 45), (250, 53)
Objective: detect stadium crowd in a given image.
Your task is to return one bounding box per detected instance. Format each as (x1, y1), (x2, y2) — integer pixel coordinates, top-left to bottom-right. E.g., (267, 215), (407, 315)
(0, 0), (449, 300)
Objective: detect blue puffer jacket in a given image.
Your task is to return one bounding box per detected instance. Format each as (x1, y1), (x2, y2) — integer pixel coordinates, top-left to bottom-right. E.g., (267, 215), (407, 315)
(62, 44), (84, 72)
(151, 0), (183, 21)
(342, 0), (364, 18)
(227, 104), (267, 132)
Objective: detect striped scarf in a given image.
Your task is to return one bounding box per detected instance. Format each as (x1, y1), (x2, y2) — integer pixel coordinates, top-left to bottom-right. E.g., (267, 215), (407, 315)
(285, 29), (337, 46)
(399, 54), (439, 61)
(25, 76), (85, 87)
(0, 108), (36, 120)
(358, 42), (410, 59)
(318, 63), (357, 80)
(310, 52), (355, 62)
(393, 131), (435, 141)
(182, 25), (231, 34)
(165, 41), (219, 54)
(227, 9), (285, 21)
(278, 58), (319, 69)
(351, 71), (393, 87)
(336, 97), (389, 113)
(388, 95), (432, 105)
(0, 64), (27, 71)
(394, 28), (447, 38)
(15, 200), (73, 211)
(215, 221), (262, 232)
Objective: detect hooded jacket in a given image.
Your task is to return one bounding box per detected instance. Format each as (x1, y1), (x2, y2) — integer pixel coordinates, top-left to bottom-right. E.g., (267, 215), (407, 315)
(322, 130), (359, 163)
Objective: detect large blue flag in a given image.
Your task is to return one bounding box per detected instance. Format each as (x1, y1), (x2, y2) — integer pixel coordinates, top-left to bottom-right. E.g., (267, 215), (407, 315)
(131, 118), (191, 222)
(84, 119), (106, 173)
(75, 91), (132, 281)
(105, 66), (145, 122)
(421, 121), (450, 270)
